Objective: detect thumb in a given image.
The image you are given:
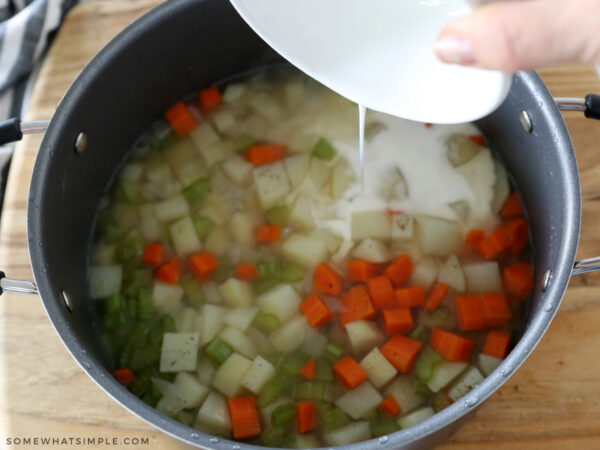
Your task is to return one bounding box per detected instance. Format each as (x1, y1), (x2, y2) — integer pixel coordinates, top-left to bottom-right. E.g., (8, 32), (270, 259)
(434, 0), (600, 72)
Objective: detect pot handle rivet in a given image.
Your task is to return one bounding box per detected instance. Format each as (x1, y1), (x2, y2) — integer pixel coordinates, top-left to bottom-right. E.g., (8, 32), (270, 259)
(62, 289), (74, 312)
(519, 111), (533, 133)
(75, 132), (87, 154)
(541, 269), (552, 292)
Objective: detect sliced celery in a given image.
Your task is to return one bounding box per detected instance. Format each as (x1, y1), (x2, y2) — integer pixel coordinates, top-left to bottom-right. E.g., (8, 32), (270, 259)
(204, 337), (233, 364)
(160, 315), (176, 333)
(312, 137), (337, 161)
(136, 289), (153, 320)
(281, 352), (310, 378)
(183, 177), (211, 205)
(267, 351), (286, 370)
(315, 401), (350, 432)
(123, 269), (152, 299)
(253, 313), (281, 335)
(180, 274), (205, 307)
(421, 306), (452, 329)
(233, 136), (257, 153)
(254, 276), (279, 295)
(129, 344), (161, 370)
(414, 381), (431, 398)
(261, 424), (286, 447)
(257, 261), (284, 278)
(371, 420), (401, 437)
(408, 324), (430, 343)
(280, 262), (305, 283)
(271, 403), (296, 425)
(414, 346), (443, 383)
(294, 382), (325, 400)
(118, 182), (143, 204)
(193, 215), (214, 238)
(314, 358), (334, 383)
(257, 376), (290, 408)
(105, 293), (123, 315)
(325, 343), (344, 361)
(265, 204), (289, 227)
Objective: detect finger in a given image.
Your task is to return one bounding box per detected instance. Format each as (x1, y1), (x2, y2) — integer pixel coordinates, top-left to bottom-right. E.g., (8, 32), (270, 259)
(433, 0), (600, 72)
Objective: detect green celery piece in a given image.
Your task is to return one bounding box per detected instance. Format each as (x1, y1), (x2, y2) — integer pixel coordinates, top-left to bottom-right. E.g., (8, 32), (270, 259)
(432, 391), (452, 412)
(278, 436), (297, 449)
(281, 352), (310, 378)
(261, 424), (286, 447)
(254, 276), (279, 295)
(314, 358), (334, 383)
(233, 136), (257, 153)
(257, 377), (290, 408)
(158, 222), (172, 246)
(371, 420), (401, 437)
(180, 274), (205, 307)
(315, 401), (349, 432)
(257, 261), (283, 278)
(265, 204), (289, 227)
(129, 344), (161, 370)
(267, 352), (286, 370)
(325, 343), (344, 361)
(271, 403), (296, 425)
(294, 382), (325, 400)
(252, 313), (281, 335)
(213, 258), (231, 284)
(136, 289), (153, 320)
(193, 215), (214, 239)
(408, 324), (430, 343)
(204, 337), (233, 364)
(141, 383), (163, 407)
(105, 293), (123, 315)
(363, 408), (381, 425)
(114, 236), (144, 264)
(160, 314), (176, 333)
(118, 182), (143, 204)
(280, 262), (305, 283)
(312, 137), (337, 161)
(415, 381), (431, 398)
(183, 177), (211, 205)
(414, 346), (443, 383)
(423, 306), (452, 329)
(123, 269), (153, 298)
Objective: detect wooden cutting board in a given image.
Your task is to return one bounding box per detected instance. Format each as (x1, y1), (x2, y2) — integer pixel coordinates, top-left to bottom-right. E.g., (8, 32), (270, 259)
(1, 1), (600, 449)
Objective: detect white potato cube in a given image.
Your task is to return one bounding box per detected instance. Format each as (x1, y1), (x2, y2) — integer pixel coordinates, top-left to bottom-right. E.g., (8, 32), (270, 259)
(324, 421), (371, 447)
(240, 356), (276, 394)
(212, 352), (252, 397)
(360, 348), (397, 388)
(478, 353), (503, 376)
(346, 320), (385, 355)
(284, 153), (310, 188)
(219, 278), (253, 308)
(170, 216), (202, 256)
(384, 375), (425, 413)
(447, 366), (484, 401)
(309, 156), (331, 190)
(89, 265), (122, 299)
(202, 304), (227, 344)
(200, 141), (233, 168)
(416, 215), (462, 257)
(257, 284), (302, 322)
(222, 155), (253, 185)
(335, 381), (383, 419)
(437, 254), (466, 292)
(223, 83), (246, 103)
(352, 238), (392, 263)
(282, 233), (328, 267)
(152, 282), (184, 312)
(212, 110), (236, 134)
(331, 160), (354, 199)
(270, 315), (310, 353)
(309, 228), (343, 254)
(410, 257), (439, 291)
(205, 227), (231, 257)
(463, 261), (503, 293)
(398, 406), (434, 429)
(190, 122), (220, 150)
(174, 159), (206, 187)
(223, 307), (259, 332)
(229, 212), (257, 246)
(159, 332), (200, 372)
(392, 215), (414, 240)
(351, 210), (392, 240)
(252, 161), (291, 209)
(195, 391), (231, 432)
(173, 373), (209, 408)
(289, 194), (315, 230)
(427, 360), (468, 393)
(154, 194), (189, 223)
(247, 327), (275, 356)
(219, 326), (258, 359)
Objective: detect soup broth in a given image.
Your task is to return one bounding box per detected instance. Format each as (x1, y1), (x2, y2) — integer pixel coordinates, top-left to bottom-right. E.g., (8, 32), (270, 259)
(90, 68), (533, 448)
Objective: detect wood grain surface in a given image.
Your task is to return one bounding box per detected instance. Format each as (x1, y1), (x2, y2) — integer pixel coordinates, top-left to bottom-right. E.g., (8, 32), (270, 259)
(1, 1), (600, 449)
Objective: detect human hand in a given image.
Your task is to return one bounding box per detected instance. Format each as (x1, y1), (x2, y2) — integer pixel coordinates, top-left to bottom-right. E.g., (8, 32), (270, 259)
(434, 0), (600, 72)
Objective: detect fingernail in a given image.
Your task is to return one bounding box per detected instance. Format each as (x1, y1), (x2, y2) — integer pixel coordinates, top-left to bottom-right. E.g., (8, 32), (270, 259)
(434, 36), (476, 65)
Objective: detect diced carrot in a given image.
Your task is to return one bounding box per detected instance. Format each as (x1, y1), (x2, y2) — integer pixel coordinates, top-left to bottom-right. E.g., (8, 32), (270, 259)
(347, 259), (381, 283)
(189, 251), (219, 281)
(482, 330), (512, 359)
(245, 145), (285, 166)
(469, 134), (485, 146)
(314, 263), (343, 296)
(395, 285), (425, 308)
(113, 368), (134, 386)
(502, 217), (528, 255)
(199, 86), (222, 110)
(169, 256), (183, 276)
(141, 243), (164, 267)
(256, 224), (282, 244)
(384, 255), (413, 287)
(425, 283), (449, 311)
(429, 328), (474, 362)
(424, 123), (433, 128)
(503, 193), (523, 217)
(155, 263), (180, 285)
(477, 229), (510, 260)
(465, 229), (485, 253)
(340, 285), (376, 330)
(380, 335), (422, 373)
(455, 294), (485, 331)
(227, 396), (261, 440)
(382, 309), (414, 334)
(296, 402), (317, 434)
(332, 356), (368, 389)
(386, 208), (404, 217)
(380, 396), (402, 417)
(164, 101), (197, 137)
(366, 275), (396, 309)
(299, 293), (334, 328)
(236, 263), (259, 281)
(481, 293), (512, 327)
(503, 262), (534, 301)
(300, 358), (316, 381)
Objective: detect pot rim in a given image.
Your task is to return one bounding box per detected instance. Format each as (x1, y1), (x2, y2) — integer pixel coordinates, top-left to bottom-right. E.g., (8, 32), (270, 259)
(26, 0), (581, 448)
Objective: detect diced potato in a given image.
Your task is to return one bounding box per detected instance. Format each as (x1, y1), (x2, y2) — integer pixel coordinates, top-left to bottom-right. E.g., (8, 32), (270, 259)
(152, 282), (184, 312)
(253, 162), (291, 209)
(201, 195), (231, 225)
(309, 228), (343, 254)
(448, 200), (470, 222)
(247, 326), (275, 356)
(282, 233), (328, 267)
(229, 212), (257, 246)
(200, 141), (233, 168)
(238, 114), (268, 139)
(196, 356), (216, 385)
(222, 155), (253, 185)
(190, 122), (220, 150)
(92, 244), (115, 266)
(324, 421), (371, 446)
(174, 159), (206, 187)
(284, 80), (305, 108)
(175, 307), (198, 333)
(202, 304), (227, 344)
(410, 257), (439, 291)
(309, 156), (331, 190)
(478, 353), (503, 376)
(154, 194), (189, 223)
(270, 315), (310, 353)
(447, 366), (484, 401)
(457, 148), (495, 210)
(212, 352), (253, 397)
(219, 326), (258, 359)
(331, 159), (354, 199)
(491, 158), (510, 214)
(427, 360), (468, 393)
(203, 281), (223, 304)
(398, 406), (435, 429)
(153, 379), (185, 415)
(219, 278), (253, 308)
(163, 137), (198, 168)
(121, 163), (143, 183)
(212, 109), (236, 134)
(359, 348), (397, 388)
(437, 254), (466, 292)
(392, 215), (414, 240)
(335, 381), (383, 419)
(249, 91), (283, 121)
(351, 210), (393, 240)
(352, 238), (392, 263)
(89, 265), (122, 299)
(302, 327), (329, 358)
(446, 134), (481, 167)
(159, 332), (200, 372)
(416, 215), (462, 257)
(285, 153), (311, 188)
(223, 83), (246, 104)
(463, 261), (502, 293)
(289, 194), (315, 231)
(146, 164), (173, 185)
(173, 372), (209, 408)
(346, 320), (385, 355)
(257, 284), (302, 322)
(169, 216), (202, 256)
(140, 218), (160, 241)
(384, 375), (425, 413)
(195, 391), (231, 433)
(223, 307), (259, 332)
(205, 227), (231, 257)
(240, 355), (276, 394)
(296, 433), (321, 449)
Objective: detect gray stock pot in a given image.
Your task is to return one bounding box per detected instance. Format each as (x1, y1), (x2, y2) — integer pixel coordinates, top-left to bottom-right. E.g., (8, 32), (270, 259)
(0, 0), (599, 448)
